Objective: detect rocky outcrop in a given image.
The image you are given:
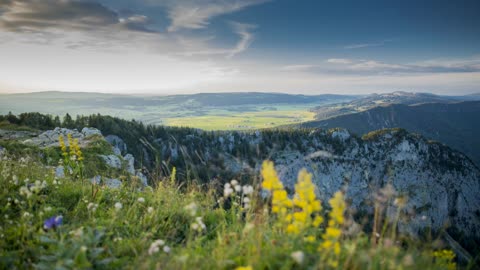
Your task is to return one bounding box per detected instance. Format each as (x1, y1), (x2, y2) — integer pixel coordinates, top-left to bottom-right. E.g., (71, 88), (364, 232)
(19, 127), (148, 186)
(23, 127), (102, 147)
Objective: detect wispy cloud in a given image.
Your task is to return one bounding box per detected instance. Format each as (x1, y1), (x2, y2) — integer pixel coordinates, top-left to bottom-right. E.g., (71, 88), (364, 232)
(326, 58), (480, 74)
(155, 0), (270, 32)
(176, 22), (256, 58)
(344, 39), (392, 49)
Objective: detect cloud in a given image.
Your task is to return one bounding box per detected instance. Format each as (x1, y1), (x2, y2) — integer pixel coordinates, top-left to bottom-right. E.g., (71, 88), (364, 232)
(0, 0), (153, 33)
(325, 58), (480, 74)
(280, 64), (318, 72)
(158, 0), (270, 32)
(176, 22), (256, 58)
(344, 39), (392, 49)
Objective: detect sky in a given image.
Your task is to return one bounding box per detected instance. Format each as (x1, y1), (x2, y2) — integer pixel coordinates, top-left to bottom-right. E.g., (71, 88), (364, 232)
(0, 0), (479, 95)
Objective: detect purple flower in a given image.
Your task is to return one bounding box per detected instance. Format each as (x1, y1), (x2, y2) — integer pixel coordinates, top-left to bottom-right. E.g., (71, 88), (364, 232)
(44, 215), (63, 230)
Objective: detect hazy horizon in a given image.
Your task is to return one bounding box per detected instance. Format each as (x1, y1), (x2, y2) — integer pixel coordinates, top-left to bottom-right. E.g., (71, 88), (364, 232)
(1, 0), (479, 95)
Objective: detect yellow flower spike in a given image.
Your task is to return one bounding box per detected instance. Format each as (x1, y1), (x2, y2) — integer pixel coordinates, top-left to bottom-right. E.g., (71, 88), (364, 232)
(318, 191), (346, 266)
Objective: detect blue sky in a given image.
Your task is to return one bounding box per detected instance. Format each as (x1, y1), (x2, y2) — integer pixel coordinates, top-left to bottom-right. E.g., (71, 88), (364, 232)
(0, 0), (479, 94)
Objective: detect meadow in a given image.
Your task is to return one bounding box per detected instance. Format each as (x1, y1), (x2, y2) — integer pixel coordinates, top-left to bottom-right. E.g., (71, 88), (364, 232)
(0, 141), (463, 269)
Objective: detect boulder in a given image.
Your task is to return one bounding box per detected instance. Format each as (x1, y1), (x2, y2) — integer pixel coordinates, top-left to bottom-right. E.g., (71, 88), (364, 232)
(99, 155), (122, 169)
(105, 135), (127, 154)
(105, 178), (122, 189)
(136, 172), (148, 186)
(124, 154), (135, 174)
(81, 127), (102, 137)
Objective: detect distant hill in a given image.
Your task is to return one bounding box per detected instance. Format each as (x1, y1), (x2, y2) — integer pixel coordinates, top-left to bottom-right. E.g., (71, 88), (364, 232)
(311, 91), (479, 120)
(301, 101), (480, 165)
(0, 91), (355, 112)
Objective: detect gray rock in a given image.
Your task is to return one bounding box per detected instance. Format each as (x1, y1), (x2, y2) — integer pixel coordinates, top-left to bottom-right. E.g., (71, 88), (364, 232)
(55, 166), (65, 178)
(105, 135), (127, 154)
(331, 129), (350, 141)
(124, 154), (135, 174)
(99, 155), (122, 169)
(105, 178), (122, 189)
(90, 175), (102, 185)
(81, 127), (102, 137)
(136, 172), (148, 186)
(113, 147), (122, 156)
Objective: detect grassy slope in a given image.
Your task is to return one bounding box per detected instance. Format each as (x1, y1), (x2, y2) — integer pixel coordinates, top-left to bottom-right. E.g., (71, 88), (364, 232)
(0, 149), (464, 269)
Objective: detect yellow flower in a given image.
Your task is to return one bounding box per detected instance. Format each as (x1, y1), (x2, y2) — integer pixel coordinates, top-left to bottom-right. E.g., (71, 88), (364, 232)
(235, 266), (253, 270)
(261, 161), (292, 221)
(318, 191), (346, 266)
(288, 169), (323, 235)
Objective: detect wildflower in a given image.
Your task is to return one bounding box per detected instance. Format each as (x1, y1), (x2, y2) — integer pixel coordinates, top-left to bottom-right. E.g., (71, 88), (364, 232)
(114, 202), (123, 210)
(87, 202), (98, 212)
(319, 191), (346, 267)
(23, 212), (32, 218)
(137, 197), (145, 203)
(147, 207), (154, 213)
(170, 167), (176, 182)
(287, 169), (323, 235)
(261, 161), (292, 217)
(80, 246), (88, 252)
(224, 185), (234, 197)
(235, 266), (252, 270)
(19, 186), (32, 198)
(291, 251), (305, 264)
(69, 227), (84, 238)
(148, 239), (166, 255)
(44, 216), (63, 230)
(242, 185), (254, 195)
(432, 249), (456, 270)
(184, 202), (197, 216)
(113, 237), (123, 242)
(163, 245), (171, 253)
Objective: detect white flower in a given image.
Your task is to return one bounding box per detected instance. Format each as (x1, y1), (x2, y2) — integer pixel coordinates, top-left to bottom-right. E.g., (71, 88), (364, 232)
(291, 251), (304, 264)
(191, 223), (199, 230)
(114, 202), (123, 210)
(184, 202), (197, 216)
(137, 197), (145, 203)
(153, 239), (165, 246)
(242, 185), (254, 195)
(230, 180), (239, 186)
(223, 187), (234, 197)
(147, 207), (154, 213)
(87, 203), (98, 212)
(148, 239), (166, 255)
(44, 206), (52, 212)
(234, 185), (242, 192)
(243, 197), (250, 203)
(163, 245), (171, 253)
(80, 246), (88, 252)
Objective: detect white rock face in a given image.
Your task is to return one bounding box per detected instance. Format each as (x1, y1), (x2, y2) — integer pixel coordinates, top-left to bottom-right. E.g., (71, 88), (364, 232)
(267, 131), (480, 238)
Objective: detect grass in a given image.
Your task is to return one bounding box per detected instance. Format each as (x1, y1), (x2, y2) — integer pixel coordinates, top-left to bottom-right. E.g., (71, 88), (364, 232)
(0, 147), (465, 269)
(166, 109), (316, 131)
